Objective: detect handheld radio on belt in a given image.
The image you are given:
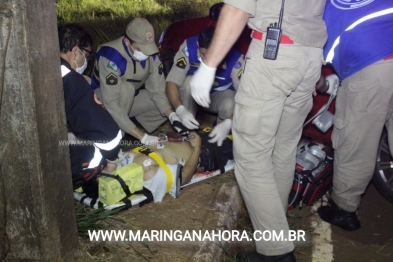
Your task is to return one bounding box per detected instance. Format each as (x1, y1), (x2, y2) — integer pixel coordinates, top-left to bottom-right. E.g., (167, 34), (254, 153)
(263, 0), (285, 60)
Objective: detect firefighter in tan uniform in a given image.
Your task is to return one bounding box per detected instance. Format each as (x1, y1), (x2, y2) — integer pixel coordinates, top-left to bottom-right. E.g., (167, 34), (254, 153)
(92, 18), (181, 145)
(166, 26), (244, 146)
(190, 1), (327, 261)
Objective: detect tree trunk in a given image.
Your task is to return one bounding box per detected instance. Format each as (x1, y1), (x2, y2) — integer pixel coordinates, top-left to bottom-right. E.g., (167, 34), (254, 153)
(0, 0), (78, 261)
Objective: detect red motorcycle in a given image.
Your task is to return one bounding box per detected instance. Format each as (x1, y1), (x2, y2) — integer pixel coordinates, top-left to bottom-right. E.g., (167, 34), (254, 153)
(303, 68), (393, 205)
(158, 3), (393, 205)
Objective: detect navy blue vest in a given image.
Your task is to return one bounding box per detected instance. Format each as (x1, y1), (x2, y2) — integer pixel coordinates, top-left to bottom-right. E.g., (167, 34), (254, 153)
(323, 1), (393, 79)
(185, 35), (241, 92)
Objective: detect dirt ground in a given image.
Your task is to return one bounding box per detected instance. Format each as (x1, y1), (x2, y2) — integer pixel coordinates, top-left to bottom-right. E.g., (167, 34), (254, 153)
(74, 114), (318, 262)
(76, 171), (243, 262)
(331, 183), (393, 262)
(73, 21), (393, 262)
(75, 171), (317, 262)
(74, 114), (393, 261)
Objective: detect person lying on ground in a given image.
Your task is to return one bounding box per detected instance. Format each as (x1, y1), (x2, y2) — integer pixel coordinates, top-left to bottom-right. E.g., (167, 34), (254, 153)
(84, 131), (233, 202)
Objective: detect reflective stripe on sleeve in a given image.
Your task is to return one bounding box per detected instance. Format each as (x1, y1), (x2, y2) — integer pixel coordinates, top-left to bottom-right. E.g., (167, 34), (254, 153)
(94, 130), (122, 151)
(326, 8), (393, 63)
(86, 146), (103, 169)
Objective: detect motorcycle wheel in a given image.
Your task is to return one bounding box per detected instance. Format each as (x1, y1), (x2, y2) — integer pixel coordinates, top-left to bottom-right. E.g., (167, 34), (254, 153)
(373, 127), (393, 203)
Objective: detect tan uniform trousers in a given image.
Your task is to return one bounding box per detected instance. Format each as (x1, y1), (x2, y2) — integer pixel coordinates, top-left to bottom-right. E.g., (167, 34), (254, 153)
(232, 39), (323, 256)
(180, 76), (235, 123)
(331, 58), (393, 212)
(129, 89), (167, 133)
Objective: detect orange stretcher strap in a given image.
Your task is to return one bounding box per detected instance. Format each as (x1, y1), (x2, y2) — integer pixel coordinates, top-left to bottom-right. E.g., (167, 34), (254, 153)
(251, 30), (294, 44)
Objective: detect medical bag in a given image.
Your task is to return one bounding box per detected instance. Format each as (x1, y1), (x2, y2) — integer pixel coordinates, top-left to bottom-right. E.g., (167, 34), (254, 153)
(287, 139), (333, 210)
(98, 163), (144, 206)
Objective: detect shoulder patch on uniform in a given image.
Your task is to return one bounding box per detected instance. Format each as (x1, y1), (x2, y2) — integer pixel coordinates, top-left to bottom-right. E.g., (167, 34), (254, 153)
(158, 63), (164, 75)
(237, 69), (243, 79)
(234, 61), (242, 69)
(176, 57), (187, 69)
(106, 73), (118, 85)
(182, 46), (189, 57)
(107, 61), (118, 72)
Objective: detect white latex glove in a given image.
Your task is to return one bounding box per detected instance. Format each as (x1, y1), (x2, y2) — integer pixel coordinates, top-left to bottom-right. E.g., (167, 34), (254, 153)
(208, 119), (232, 146)
(176, 105), (199, 130)
(168, 112), (181, 124)
(190, 60), (216, 108)
(140, 133), (160, 145)
(168, 112), (183, 133)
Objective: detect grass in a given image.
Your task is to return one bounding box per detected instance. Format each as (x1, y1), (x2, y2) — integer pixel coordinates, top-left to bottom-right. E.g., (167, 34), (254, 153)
(56, 0), (221, 75)
(76, 205), (123, 236)
(56, 0), (222, 43)
(56, 0), (221, 23)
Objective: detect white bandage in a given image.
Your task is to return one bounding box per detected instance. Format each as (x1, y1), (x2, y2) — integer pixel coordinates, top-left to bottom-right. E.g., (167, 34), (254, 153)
(116, 151), (135, 169)
(143, 159), (153, 167)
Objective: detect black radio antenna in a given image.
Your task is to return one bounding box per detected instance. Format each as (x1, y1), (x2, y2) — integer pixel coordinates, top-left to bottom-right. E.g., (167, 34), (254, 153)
(278, 0), (286, 28)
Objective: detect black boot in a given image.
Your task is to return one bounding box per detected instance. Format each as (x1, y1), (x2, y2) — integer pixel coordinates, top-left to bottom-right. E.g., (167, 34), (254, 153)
(236, 250), (296, 262)
(318, 199), (361, 231)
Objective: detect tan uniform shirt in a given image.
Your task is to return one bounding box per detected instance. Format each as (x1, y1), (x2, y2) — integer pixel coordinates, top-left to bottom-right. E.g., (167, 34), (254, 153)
(93, 37), (171, 133)
(224, 0), (327, 48)
(166, 40), (243, 91)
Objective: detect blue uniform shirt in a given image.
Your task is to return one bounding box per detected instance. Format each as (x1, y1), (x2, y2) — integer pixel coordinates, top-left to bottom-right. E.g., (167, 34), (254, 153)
(323, 0), (393, 79)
